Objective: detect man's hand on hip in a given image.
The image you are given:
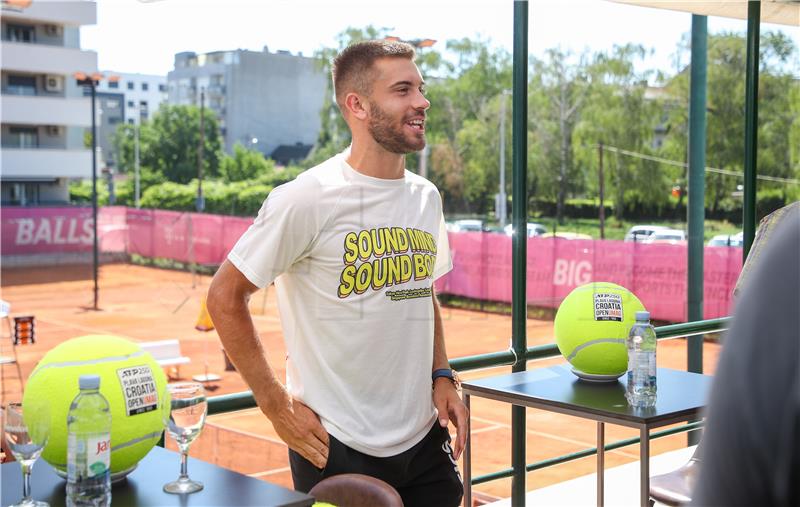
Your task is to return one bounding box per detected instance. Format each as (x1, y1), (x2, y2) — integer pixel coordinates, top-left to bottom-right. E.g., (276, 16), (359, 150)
(268, 397), (329, 468)
(433, 378), (469, 460)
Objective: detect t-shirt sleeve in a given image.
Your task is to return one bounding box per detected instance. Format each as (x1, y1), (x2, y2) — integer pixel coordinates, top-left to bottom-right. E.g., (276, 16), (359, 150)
(228, 178), (320, 288)
(432, 199), (453, 281)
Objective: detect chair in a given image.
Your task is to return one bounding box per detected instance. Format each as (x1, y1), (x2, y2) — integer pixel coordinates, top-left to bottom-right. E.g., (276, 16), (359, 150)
(649, 454), (701, 506)
(0, 303), (26, 406)
(309, 473), (404, 507)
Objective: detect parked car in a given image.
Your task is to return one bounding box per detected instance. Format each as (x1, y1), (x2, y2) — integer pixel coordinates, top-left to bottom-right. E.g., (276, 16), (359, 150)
(503, 223), (548, 238)
(540, 232), (593, 240)
(624, 225), (670, 242)
(643, 229), (687, 244)
(708, 232), (743, 247)
(446, 219), (484, 233)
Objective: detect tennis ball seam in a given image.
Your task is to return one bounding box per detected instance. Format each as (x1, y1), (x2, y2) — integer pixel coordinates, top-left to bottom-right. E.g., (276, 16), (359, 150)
(46, 430), (163, 469)
(566, 338), (626, 362)
(28, 350), (149, 381)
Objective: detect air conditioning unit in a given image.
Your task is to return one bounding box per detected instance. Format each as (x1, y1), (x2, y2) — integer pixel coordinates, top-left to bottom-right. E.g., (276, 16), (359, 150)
(44, 75), (63, 92)
(45, 125), (62, 136)
(43, 24), (62, 37)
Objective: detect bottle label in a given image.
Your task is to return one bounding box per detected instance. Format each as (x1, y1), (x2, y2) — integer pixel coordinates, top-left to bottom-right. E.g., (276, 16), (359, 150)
(117, 365), (158, 416)
(68, 433), (110, 479)
(593, 292), (623, 321)
(88, 434), (111, 477)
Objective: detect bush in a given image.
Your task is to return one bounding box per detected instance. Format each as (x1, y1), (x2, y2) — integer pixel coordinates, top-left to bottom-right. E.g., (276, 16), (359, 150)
(140, 182), (196, 211)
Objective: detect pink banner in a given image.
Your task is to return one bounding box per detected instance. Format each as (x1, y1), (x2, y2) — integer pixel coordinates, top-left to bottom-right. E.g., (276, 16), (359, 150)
(3, 207), (741, 322)
(437, 233), (742, 321)
(1, 207), (94, 254)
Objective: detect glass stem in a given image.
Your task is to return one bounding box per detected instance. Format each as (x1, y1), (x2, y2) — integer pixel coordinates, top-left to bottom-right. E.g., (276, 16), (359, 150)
(180, 449), (189, 479)
(21, 462), (32, 501)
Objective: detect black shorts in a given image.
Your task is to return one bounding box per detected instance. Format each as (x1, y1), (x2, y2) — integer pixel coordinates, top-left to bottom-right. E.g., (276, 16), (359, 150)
(289, 422), (463, 507)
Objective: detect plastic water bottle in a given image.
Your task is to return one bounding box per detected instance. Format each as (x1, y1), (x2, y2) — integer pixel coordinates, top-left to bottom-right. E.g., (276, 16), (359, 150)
(625, 311), (657, 408)
(67, 374), (112, 507)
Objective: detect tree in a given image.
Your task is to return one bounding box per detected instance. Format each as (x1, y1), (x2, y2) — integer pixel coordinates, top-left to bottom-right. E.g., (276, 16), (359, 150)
(220, 143), (276, 182)
(574, 44), (664, 220)
(660, 31), (799, 214)
(529, 49), (593, 223)
(112, 104), (223, 184)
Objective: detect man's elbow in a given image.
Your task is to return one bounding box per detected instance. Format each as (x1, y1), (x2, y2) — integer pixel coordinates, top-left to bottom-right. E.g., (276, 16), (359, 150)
(207, 264), (250, 321)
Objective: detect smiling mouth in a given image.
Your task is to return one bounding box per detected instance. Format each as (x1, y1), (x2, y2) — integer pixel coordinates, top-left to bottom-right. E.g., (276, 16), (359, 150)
(406, 119), (425, 132)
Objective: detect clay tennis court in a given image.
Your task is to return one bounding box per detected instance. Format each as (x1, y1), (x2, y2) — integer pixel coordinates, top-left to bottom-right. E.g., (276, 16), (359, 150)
(0, 262), (720, 504)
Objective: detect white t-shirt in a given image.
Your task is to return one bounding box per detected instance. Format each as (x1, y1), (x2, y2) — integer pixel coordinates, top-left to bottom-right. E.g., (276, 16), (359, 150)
(228, 151), (453, 457)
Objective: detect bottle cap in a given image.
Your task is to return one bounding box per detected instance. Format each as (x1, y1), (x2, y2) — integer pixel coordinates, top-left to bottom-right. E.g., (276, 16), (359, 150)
(79, 374), (101, 390)
(635, 311), (650, 322)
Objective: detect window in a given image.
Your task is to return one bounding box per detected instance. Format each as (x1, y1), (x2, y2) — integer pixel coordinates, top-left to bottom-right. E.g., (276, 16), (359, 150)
(7, 24), (35, 43)
(6, 75), (37, 96)
(109, 81), (119, 89)
(128, 118), (135, 125)
(109, 117), (121, 125)
(127, 82), (134, 90)
(158, 84), (166, 92)
(105, 99), (120, 109)
(127, 100), (134, 108)
(8, 127), (39, 148)
(141, 82), (149, 91)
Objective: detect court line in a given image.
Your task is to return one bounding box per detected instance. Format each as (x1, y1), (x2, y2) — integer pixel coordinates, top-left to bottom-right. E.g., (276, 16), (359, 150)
(470, 415), (640, 459)
(248, 466), (292, 478)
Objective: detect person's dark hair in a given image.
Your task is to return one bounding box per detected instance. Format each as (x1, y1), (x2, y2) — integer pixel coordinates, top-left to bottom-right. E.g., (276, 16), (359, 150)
(332, 40), (416, 111)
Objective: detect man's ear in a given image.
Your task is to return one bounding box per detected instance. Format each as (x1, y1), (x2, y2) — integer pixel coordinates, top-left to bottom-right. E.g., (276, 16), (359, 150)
(345, 93), (368, 120)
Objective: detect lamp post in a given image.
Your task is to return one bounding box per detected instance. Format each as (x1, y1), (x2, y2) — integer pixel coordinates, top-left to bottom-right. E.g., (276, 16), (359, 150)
(75, 72), (117, 310)
(196, 87), (205, 212)
(132, 102), (141, 208)
(498, 89), (511, 228)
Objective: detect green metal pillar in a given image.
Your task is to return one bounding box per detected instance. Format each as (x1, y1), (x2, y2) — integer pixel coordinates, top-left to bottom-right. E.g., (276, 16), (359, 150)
(511, 1), (529, 505)
(743, 0), (760, 259)
(687, 15), (707, 378)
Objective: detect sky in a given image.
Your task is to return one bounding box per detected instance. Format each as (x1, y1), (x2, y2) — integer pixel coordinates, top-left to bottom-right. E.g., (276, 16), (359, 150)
(82, 0), (799, 78)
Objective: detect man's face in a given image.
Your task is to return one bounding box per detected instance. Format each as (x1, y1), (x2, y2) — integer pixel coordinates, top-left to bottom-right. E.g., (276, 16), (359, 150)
(365, 57), (430, 154)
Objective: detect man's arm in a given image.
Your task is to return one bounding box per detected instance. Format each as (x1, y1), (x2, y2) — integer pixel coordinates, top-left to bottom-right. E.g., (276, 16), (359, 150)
(431, 288), (468, 460)
(207, 260), (329, 467)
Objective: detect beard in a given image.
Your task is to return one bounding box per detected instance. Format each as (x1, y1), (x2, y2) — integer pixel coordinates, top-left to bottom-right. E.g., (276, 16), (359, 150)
(367, 100), (426, 154)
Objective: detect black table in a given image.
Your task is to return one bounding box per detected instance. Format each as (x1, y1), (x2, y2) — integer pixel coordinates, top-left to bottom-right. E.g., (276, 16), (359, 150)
(1, 446), (314, 507)
(461, 365), (712, 507)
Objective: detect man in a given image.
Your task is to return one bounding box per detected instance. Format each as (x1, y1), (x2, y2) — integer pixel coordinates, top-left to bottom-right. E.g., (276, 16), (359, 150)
(691, 205), (799, 506)
(207, 40), (466, 506)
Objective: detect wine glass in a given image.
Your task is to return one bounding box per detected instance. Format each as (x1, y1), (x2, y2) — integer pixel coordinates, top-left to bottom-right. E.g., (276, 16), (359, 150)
(3, 401), (50, 507)
(162, 382), (207, 494)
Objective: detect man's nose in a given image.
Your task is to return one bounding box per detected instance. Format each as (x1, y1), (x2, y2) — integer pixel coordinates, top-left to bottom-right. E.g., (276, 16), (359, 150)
(414, 92), (431, 111)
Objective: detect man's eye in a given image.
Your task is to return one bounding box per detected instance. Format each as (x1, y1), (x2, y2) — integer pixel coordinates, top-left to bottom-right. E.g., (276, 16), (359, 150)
(397, 88), (409, 94)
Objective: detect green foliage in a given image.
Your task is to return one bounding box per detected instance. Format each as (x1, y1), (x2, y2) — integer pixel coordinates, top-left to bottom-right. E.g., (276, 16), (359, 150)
(69, 179), (109, 206)
(140, 181), (196, 211)
(220, 143), (276, 182)
(661, 31), (798, 214)
(112, 104), (223, 184)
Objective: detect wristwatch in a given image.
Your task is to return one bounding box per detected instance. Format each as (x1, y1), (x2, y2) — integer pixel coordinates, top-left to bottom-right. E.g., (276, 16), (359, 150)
(432, 368), (461, 390)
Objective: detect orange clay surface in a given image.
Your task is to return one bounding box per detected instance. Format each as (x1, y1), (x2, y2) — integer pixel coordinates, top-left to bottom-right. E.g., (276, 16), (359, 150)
(0, 263), (720, 503)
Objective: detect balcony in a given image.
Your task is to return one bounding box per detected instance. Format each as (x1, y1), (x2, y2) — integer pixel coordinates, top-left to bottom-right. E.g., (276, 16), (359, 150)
(1, 94), (92, 127)
(1, 147), (92, 179)
(1, 41), (97, 75)
(1, 1), (96, 26)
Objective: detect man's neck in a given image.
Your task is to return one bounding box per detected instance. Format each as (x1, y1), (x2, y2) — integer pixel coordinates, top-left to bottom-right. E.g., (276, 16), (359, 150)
(346, 139), (405, 180)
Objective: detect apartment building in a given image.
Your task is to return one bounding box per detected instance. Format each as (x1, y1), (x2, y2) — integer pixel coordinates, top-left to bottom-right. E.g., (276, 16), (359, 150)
(93, 72), (167, 168)
(1, 0), (97, 205)
(167, 47), (326, 157)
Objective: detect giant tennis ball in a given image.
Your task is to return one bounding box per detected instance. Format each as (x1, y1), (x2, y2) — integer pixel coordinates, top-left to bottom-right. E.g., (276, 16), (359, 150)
(22, 335), (168, 474)
(554, 282), (646, 375)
